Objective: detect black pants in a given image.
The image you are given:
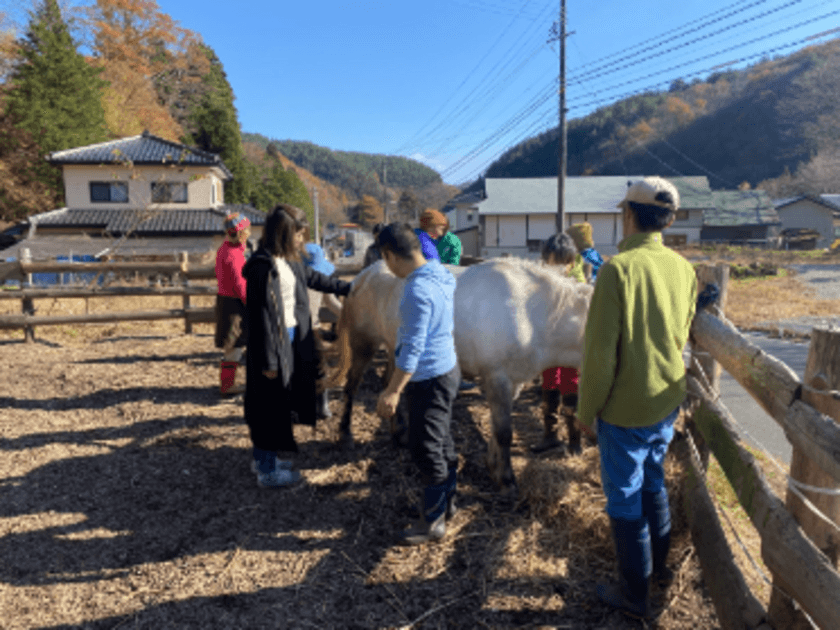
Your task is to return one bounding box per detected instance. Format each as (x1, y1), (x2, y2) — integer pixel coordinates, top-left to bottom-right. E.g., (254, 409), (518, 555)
(405, 365), (460, 485)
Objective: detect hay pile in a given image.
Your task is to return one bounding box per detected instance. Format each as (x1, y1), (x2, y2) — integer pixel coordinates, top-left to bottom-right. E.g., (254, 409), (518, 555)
(0, 309), (720, 628)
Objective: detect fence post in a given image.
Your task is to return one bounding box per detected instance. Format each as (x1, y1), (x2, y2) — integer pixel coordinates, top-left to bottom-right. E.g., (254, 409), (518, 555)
(768, 326), (840, 629)
(690, 262), (730, 469)
(180, 252), (192, 335)
(20, 248), (35, 343)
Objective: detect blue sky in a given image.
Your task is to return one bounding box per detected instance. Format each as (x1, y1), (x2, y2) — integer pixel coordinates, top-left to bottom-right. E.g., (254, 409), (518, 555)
(4, 0), (840, 184)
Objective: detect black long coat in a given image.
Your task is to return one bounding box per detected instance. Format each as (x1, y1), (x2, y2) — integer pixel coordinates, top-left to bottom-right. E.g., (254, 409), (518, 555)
(242, 247), (351, 453)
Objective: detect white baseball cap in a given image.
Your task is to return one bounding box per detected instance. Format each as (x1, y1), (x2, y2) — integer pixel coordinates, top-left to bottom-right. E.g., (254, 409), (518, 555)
(617, 176), (680, 211)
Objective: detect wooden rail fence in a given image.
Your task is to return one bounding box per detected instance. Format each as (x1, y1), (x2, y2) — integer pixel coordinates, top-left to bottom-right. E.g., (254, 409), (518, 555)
(0, 253), (216, 341)
(684, 263), (840, 630)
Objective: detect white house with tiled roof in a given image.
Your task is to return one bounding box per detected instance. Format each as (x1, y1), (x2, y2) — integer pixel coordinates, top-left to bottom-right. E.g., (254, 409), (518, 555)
(444, 176), (714, 257)
(5, 132), (264, 261)
(773, 195), (840, 248)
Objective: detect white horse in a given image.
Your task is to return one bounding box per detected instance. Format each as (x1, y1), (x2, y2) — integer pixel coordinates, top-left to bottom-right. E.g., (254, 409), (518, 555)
(332, 258), (593, 495)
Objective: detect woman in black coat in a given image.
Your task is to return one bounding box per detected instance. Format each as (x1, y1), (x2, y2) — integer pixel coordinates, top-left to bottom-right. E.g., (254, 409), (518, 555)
(242, 204), (352, 488)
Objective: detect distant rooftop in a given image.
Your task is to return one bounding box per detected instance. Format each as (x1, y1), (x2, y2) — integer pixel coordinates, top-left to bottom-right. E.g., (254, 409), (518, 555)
(705, 190), (779, 226)
(31, 204), (264, 236)
(47, 130), (234, 179)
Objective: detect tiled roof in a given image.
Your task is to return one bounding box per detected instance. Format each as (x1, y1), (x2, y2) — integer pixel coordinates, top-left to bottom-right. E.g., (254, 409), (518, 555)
(46, 131), (233, 179)
(705, 190), (779, 227)
(32, 204), (264, 236)
(666, 177), (713, 209)
(479, 176), (645, 215)
(471, 175), (711, 216)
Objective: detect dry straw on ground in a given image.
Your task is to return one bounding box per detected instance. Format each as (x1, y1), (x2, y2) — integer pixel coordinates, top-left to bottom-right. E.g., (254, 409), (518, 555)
(0, 291), (721, 629)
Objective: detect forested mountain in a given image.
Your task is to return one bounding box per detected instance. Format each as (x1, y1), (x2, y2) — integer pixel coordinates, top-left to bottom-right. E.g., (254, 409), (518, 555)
(241, 134), (442, 195)
(476, 38), (840, 197)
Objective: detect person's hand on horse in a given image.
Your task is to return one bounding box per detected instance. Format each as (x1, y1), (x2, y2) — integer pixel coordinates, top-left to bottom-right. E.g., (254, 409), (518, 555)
(262, 370), (278, 380)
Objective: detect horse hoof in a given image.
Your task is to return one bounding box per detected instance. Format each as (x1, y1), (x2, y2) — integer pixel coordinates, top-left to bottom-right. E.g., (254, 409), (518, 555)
(338, 430), (355, 448)
(530, 436), (563, 454)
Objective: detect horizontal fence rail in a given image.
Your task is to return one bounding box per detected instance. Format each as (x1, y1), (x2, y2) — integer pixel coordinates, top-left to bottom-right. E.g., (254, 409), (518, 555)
(0, 254), (217, 340)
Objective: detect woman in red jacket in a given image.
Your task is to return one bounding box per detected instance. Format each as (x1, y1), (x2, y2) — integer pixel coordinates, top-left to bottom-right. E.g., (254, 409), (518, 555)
(215, 213), (251, 395)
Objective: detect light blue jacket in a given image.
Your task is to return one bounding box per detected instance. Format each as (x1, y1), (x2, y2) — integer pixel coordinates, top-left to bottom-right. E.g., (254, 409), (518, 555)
(395, 260), (457, 381)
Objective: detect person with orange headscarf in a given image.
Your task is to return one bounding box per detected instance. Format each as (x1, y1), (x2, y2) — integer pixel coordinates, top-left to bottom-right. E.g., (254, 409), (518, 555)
(414, 210), (444, 261)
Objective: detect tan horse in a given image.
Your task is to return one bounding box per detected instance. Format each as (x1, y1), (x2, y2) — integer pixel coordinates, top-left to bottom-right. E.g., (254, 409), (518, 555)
(332, 258), (592, 495)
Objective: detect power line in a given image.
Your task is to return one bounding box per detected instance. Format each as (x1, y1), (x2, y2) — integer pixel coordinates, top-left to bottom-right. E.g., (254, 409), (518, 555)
(567, 0), (808, 85)
(567, 26), (840, 112)
(392, 0), (545, 156)
(399, 1), (556, 159)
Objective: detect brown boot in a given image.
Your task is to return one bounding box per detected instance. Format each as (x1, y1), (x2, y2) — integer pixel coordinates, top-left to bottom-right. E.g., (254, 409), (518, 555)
(531, 389), (563, 453)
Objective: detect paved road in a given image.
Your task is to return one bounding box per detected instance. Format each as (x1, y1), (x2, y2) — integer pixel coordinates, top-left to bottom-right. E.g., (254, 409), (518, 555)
(717, 332), (811, 465)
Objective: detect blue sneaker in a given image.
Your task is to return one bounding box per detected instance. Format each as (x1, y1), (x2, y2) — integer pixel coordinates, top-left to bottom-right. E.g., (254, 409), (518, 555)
(251, 457), (294, 474)
(256, 468), (302, 488)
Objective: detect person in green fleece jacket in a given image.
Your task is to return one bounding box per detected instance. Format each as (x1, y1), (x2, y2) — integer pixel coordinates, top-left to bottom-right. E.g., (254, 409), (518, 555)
(577, 176), (697, 619)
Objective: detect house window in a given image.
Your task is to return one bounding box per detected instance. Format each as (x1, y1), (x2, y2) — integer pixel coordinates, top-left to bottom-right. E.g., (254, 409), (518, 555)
(675, 210), (689, 221)
(211, 181), (216, 205)
(467, 210), (475, 223)
(664, 234), (687, 247)
(90, 181), (128, 203)
(151, 182), (188, 203)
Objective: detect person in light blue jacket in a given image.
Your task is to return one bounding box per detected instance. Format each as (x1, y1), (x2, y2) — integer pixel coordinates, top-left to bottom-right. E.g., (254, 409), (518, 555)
(375, 222), (459, 546)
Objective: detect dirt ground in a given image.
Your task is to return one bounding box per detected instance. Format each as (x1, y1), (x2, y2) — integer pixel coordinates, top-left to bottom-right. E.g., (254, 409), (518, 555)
(0, 295), (722, 630)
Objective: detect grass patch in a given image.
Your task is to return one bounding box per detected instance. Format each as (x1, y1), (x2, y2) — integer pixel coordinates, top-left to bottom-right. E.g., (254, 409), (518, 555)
(704, 444), (789, 606)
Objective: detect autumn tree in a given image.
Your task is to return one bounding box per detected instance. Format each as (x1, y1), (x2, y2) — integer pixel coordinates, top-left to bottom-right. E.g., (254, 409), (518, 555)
(349, 195), (383, 228)
(396, 189), (420, 222)
(85, 0), (208, 140)
(5, 0), (108, 197)
(0, 89), (60, 221)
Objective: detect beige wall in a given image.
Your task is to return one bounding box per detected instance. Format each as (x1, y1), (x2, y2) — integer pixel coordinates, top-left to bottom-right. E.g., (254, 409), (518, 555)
(777, 201), (835, 247)
(62, 164), (226, 210)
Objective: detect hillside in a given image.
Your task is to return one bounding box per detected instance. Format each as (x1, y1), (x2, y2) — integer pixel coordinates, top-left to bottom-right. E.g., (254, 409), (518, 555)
(478, 38), (840, 195)
(242, 134), (442, 194)
(242, 134), (459, 226)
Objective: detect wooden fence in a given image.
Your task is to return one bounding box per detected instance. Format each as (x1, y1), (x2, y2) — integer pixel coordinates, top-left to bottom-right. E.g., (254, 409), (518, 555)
(684, 263), (840, 630)
(0, 253), (216, 341)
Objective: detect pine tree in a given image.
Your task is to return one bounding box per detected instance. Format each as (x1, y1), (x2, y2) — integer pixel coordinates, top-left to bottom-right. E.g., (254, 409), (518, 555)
(182, 45), (253, 205)
(5, 0), (107, 197)
(7, 0), (107, 155)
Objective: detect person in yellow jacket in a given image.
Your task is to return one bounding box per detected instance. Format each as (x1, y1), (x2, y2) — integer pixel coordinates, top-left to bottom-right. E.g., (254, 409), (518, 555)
(577, 177), (697, 619)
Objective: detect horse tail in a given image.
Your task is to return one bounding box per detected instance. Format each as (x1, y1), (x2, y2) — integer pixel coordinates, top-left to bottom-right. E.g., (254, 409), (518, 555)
(329, 290), (354, 388)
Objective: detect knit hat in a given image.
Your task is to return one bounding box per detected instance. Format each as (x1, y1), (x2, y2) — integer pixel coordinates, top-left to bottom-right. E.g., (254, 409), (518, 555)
(617, 177), (680, 211)
(224, 213), (250, 236)
(566, 222), (594, 250)
(419, 209), (447, 230)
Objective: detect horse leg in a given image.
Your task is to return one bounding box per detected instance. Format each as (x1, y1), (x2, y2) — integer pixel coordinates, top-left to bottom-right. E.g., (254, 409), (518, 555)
(482, 372), (517, 497)
(338, 343), (375, 447)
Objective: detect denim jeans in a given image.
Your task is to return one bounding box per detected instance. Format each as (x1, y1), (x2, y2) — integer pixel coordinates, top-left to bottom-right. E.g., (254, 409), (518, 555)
(597, 407), (678, 520)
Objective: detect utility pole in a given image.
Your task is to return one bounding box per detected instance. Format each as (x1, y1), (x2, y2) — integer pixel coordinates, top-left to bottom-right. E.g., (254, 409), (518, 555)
(312, 187), (320, 244)
(382, 160), (388, 224)
(556, 0), (567, 234)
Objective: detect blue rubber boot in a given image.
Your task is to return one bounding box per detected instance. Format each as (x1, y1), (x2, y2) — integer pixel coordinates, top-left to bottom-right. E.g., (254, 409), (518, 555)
(398, 482), (447, 546)
(596, 517), (652, 619)
(643, 489), (673, 589)
(253, 447), (300, 488)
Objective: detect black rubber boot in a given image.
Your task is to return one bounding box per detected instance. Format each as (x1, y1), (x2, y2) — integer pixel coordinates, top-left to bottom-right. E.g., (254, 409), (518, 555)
(596, 517), (652, 619)
(644, 489), (674, 589)
(444, 464), (458, 520)
(531, 389), (563, 453)
(398, 482), (448, 546)
(562, 393), (582, 455)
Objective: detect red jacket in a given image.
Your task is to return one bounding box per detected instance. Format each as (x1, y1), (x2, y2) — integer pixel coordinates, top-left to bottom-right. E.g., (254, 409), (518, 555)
(216, 241), (247, 303)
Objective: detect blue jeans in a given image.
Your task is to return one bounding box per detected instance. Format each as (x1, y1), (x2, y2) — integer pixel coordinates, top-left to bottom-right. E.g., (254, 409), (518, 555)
(597, 408), (678, 520)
